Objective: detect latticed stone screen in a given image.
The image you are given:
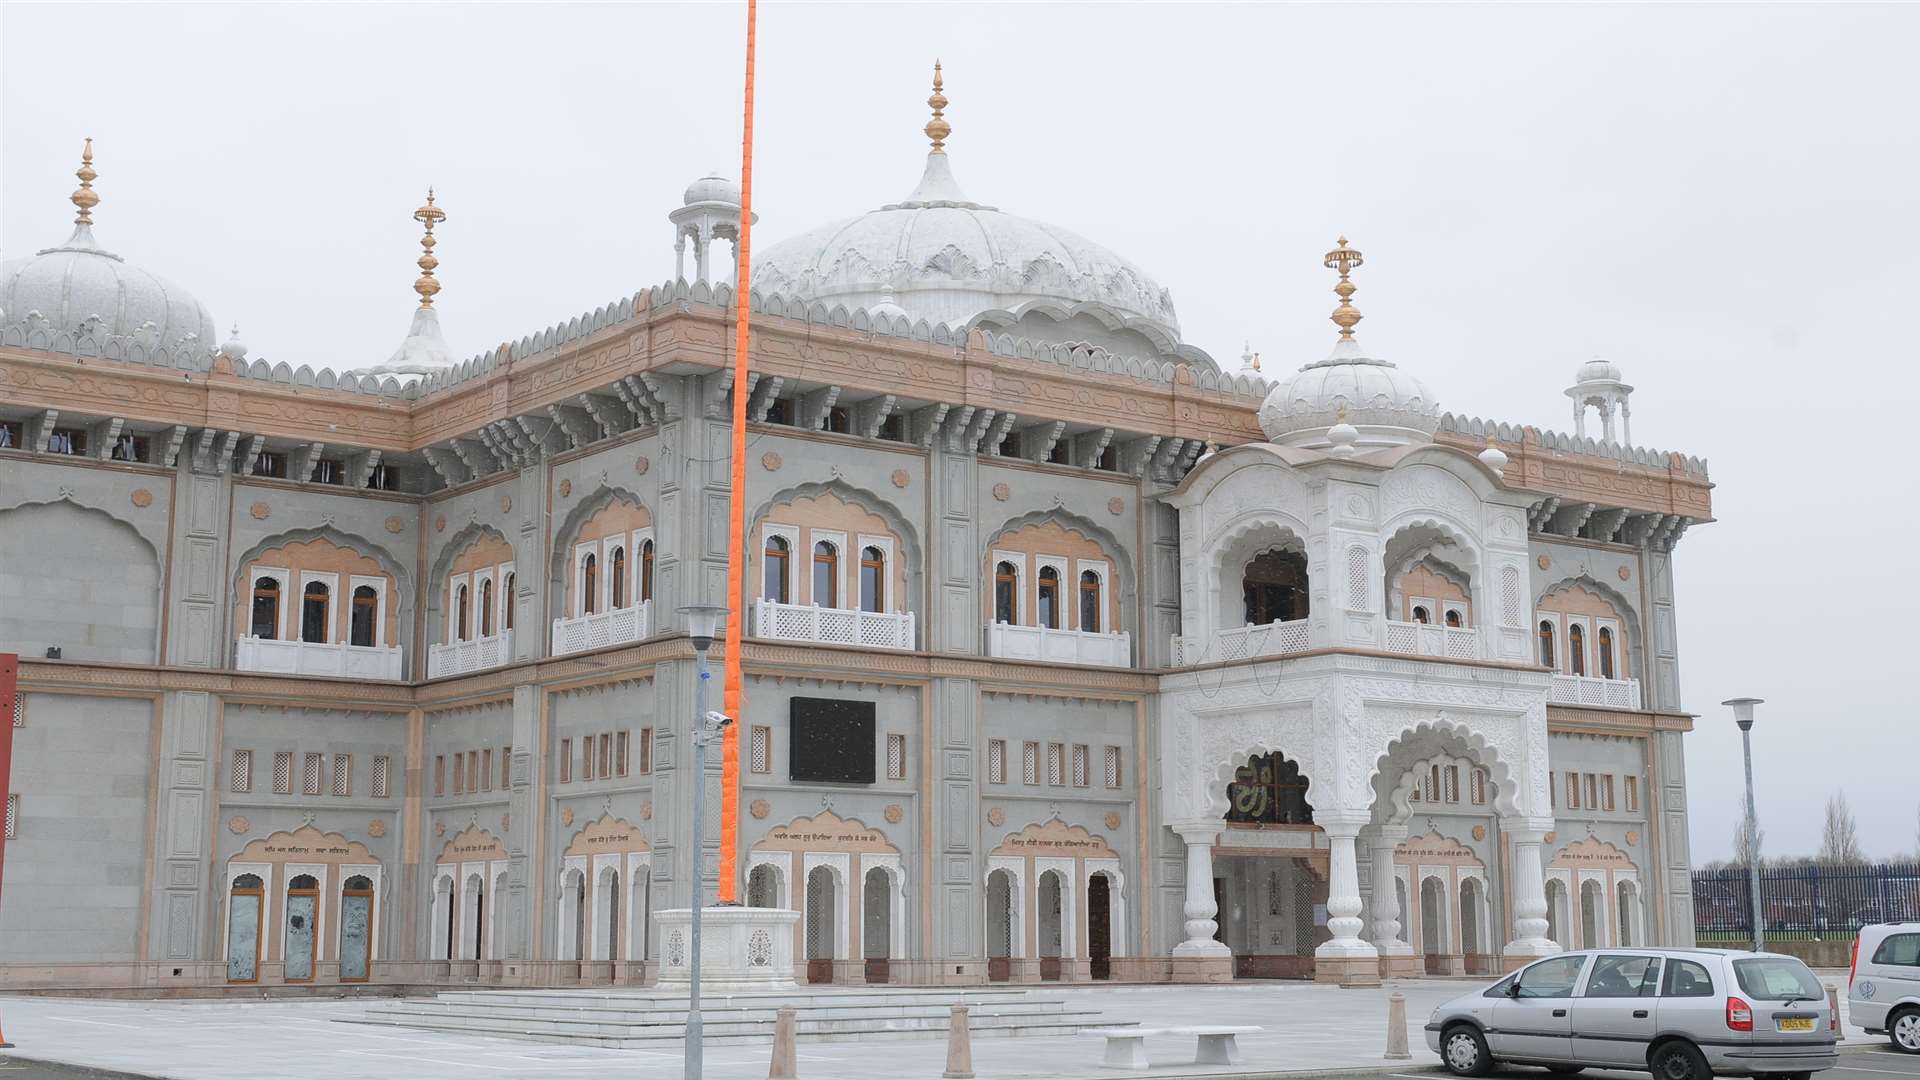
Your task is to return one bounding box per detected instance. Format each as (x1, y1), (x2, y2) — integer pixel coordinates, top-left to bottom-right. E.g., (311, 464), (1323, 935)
(1347, 546), (1371, 610)
(750, 726), (770, 774)
(1022, 742), (1038, 785)
(1047, 743), (1064, 787)
(230, 749), (252, 793)
(1071, 744), (1088, 788)
(303, 753), (324, 796)
(274, 751), (293, 794)
(887, 733), (906, 780)
(987, 739), (1005, 784)
(332, 754), (352, 796)
(1104, 745), (1122, 789)
(372, 755), (391, 798)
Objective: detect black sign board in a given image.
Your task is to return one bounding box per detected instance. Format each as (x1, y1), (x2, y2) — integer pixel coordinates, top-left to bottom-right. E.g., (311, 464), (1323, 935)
(789, 697), (875, 784)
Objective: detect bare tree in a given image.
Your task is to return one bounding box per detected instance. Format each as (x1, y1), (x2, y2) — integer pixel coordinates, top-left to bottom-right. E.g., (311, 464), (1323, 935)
(1733, 814), (1765, 868)
(1818, 791), (1866, 865)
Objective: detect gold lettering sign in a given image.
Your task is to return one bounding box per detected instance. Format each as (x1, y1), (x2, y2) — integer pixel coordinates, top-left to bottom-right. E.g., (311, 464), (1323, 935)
(563, 813), (651, 857)
(991, 818), (1117, 860)
(237, 825), (375, 865)
(753, 810), (899, 855)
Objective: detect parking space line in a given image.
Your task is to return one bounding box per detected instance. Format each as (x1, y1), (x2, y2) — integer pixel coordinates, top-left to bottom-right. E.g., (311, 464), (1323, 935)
(1830, 1067), (1920, 1077)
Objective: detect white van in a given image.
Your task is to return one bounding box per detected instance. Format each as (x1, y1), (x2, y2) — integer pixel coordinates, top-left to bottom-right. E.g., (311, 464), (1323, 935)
(1850, 923), (1920, 1052)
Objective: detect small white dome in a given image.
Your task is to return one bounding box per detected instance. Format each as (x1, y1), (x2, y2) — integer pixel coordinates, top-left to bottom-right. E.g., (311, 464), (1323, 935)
(351, 305), (452, 379)
(1, 223), (216, 352)
(684, 174), (741, 207)
(1258, 339), (1441, 449)
(1575, 357), (1623, 383)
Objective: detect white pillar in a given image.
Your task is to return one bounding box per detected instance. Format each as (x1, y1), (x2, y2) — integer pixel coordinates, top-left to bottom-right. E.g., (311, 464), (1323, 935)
(1316, 821), (1376, 961)
(1504, 824), (1559, 960)
(1170, 823), (1228, 958)
(1620, 399), (1633, 448)
(1370, 827), (1413, 957)
(1599, 402), (1617, 444)
(694, 225), (712, 285)
(675, 233), (687, 282)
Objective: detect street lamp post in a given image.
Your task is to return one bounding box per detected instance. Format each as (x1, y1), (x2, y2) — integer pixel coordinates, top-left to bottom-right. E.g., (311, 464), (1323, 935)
(1724, 697), (1766, 953)
(681, 604), (730, 1080)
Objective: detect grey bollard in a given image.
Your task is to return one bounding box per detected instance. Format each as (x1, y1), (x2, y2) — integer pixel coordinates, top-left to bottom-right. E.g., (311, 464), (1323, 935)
(1386, 991), (1412, 1060)
(769, 1005), (798, 1079)
(943, 1004), (976, 1079)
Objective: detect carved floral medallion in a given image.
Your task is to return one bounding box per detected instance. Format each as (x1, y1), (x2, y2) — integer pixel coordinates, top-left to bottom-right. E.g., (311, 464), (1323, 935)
(992, 483), (1010, 502)
(1537, 555), (1551, 570)
(129, 488), (153, 508)
(750, 799), (771, 820)
(560, 807), (575, 827)
(1107, 496), (1125, 516)
(499, 494), (513, 514)
(635, 455), (650, 475)
(558, 478), (572, 498)
(986, 807), (1005, 827)
(384, 514), (406, 534)
(883, 804), (904, 824)
(1617, 565), (1632, 581)
(891, 469), (911, 489)
(249, 501), (271, 520)
(761, 451), (782, 472)
(227, 815), (250, 835)
(1104, 811), (1123, 830)
(435, 515), (447, 533)
(368, 819), (387, 838)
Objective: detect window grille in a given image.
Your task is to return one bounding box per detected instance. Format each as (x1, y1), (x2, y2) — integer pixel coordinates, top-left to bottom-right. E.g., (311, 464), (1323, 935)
(372, 756), (391, 798)
(988, 739), (1006, 785)
(1470, 767), (1487, 805)
(1548, 771), (1556, 809)
(1105, 745), (1122, 789)
(639, 728), (653, 774)
(615, 732), (629, 777)
(1424, 765), (1439, 802)
(1600, 774), (1615, 812)
(1501, 565), (1522, 626)
(433, 754), (446, 796)
(274, 751), (294, 795)
(468, 751), (479, 793)
(1047, 743), (1064, 787)
(1071, 744), (1089, 788)
(1585, 773), (1598, 810)
(1566, 772), (1580, 809)
(599, 733), (612, 779)
(332, 754), (351, 797)
(453, 752), (465, 795)
(582, 736), (595, 781)
(4, 794), (16, 839)
(303, 753), (324, 796)
(750, 726), (771, 774)
(1346, 546), (1371, 610)
(1444, 765), (1460, 803)
(230, 749), (253, 793)
(1625, 775), (1639, 812)
(501, 747), (512, 788)
(559, 739), (572, 783)
(480, 749), (493, 792)
(887, 733), (907, 781)
(11, 693), (21, 728)
(1023, 742), (1039, 786)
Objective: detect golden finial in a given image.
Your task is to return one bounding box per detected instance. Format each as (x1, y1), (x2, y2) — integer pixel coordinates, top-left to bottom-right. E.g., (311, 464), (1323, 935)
(1324, 235), (1364, 340)
(1252, 351), (1261, 372)
(925, 60), (950, 154)
(71, 137), (99, 225)
(411, 187), (447, 308)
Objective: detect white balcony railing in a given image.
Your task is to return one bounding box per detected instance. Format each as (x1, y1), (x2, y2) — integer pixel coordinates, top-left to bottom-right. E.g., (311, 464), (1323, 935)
(1384, 619), (1480, 660)
(986, 621), (1131, 668)
(235, 637), (404, 680)
(754, 599), (915, 650)
(427, 630), (515, 679)
(1211, 618), (1311, 663)
(550, 602), (651, 657)
(1549, 673), (1642, 710)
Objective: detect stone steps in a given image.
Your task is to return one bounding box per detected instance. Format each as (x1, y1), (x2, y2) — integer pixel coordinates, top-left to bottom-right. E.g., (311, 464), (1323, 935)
(347, 986), (1103, 1046)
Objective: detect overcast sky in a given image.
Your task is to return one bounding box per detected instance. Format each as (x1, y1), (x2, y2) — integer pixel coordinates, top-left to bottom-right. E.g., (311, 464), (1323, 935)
(6, 3), (1917, 862)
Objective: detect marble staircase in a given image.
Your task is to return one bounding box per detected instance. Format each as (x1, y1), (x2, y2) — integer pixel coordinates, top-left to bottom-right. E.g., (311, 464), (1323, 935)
(347, 986), (1104, 1047)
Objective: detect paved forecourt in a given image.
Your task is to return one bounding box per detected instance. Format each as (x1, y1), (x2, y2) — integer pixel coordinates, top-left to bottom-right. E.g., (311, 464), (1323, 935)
(0, 973), (1895, 1080)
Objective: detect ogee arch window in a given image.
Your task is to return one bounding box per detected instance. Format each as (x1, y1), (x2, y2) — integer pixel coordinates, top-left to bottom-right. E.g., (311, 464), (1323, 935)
(640, 540), (655, 602)
(610, 547), (627, 609)
(478, 579), (494, 638)
(1079, 570), (1102, 632)
(1568, 624), (1586, 676)
(763, 536), (790, 603)
(1037, 567), (1060, 629)
(994, 561), (1017, 624)
(1537, 620), (1556, 668)
(251, 577), (281, 640)
(301, 581), (331, 644)
(813, 541), (838, 607)
(860, 546), (885, 614)
(350, 585), (378, 647)
(581, 553), (598, 615)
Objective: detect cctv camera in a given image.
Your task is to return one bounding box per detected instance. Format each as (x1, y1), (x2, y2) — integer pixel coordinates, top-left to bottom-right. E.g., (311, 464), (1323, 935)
(705, 711), (734, 728)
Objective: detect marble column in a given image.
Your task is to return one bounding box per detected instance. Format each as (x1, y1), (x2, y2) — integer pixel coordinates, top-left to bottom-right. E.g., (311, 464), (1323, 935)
(1504, 823), (1560, 967)
(1314, 817), (1380, 985)
(1169, 822), (1231, 982)
(1369, 825), (1417, 977)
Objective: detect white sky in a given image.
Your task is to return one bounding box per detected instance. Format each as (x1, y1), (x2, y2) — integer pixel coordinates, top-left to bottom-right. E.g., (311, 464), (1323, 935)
(5, 3), (1917, 862)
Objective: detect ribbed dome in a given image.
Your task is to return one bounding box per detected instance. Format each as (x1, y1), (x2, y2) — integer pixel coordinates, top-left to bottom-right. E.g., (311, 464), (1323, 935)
(684, 174), (741, 207)
(1258, 339), (1441, 449)
(753, 150), (1179, 337)
(1575, 357), (1623, 383)
(1, 223), (216, 352)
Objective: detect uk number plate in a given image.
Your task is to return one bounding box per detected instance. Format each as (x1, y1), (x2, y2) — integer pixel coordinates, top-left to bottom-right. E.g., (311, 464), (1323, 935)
(1778, 1018), (1815, 1033)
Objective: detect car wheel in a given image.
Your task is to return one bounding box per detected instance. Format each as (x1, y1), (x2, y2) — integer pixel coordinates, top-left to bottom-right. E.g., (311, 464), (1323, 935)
(1649, 1040), (1710, 1080)
(1892, 1009), (1920, 1054)
(1442, 1025), (1493, 1077)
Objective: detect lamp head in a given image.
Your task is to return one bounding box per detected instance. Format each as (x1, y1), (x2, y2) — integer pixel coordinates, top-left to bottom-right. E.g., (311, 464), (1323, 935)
(678, 603), (730, 651)
(1722, 697), (1764, 731)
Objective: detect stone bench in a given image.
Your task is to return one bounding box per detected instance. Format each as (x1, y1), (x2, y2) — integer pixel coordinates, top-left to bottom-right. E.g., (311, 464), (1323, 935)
(1083, 1025), (1262, 1069)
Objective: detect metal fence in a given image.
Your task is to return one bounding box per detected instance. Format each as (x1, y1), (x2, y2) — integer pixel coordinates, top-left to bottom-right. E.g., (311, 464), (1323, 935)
(1694, 863), (1920, 941)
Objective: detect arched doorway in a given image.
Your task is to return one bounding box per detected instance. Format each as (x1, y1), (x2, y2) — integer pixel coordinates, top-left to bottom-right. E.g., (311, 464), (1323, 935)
(747, 863), (782, 908)
(597, 867), (621, 963)
(1088, 873), (1112, 981)
(462, 874), (484, 961)
(1218, 751), (1323, 978)
(806, 865), (836, 984)
(629, 866), (651, 962)
(285, 873), (320, 982)
(862, 867), (891, 984)
(1419, 877), (1448, 975)
(489, 871), (509, 963)
(559, 868), (585, 961)
(340, 875), (374, 982)
(986, 869), (1015, 983)
(1545, 878), (1569, 949)
(1037, 870), (1065, 982)
(1617, 880), (1640, 947)
(226, 873), (264, 983)
(1459, 877), (1487, 975)
(434, 873), (455, 960)
(1580, 879), (1605, 949)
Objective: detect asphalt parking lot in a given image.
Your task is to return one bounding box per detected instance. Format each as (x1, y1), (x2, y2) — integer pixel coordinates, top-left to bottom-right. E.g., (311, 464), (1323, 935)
(1358, 1043), (1920, 1080)
(0, 1059), (149, 1080)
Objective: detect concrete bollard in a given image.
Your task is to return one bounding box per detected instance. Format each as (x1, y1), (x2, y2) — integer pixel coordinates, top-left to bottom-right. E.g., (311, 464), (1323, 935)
(768, 1005), (798, 1079)
(1386, 991), (1412, 1060)
(943, 1004), (976, 1079)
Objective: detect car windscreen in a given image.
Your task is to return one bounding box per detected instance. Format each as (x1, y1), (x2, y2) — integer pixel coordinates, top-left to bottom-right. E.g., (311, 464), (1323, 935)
(1733, 957), (1824, 1001)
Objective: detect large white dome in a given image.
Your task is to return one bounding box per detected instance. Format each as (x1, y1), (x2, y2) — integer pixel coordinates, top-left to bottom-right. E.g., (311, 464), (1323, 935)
(1259, 339), (1441, 449)
(753, 150), (1179, 340)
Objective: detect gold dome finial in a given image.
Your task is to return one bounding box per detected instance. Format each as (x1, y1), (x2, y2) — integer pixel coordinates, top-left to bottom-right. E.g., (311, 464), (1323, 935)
(925, 60), (950, 153)
(411, 187), (447, 308)
(71, 137), (99, 225)
(1324, 235), (1364, 340)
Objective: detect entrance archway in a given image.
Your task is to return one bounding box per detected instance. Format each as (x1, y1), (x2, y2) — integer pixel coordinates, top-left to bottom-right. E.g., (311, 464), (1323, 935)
(862, 867), (891, 983)
(462, 873), (484, 961)
(1419, 877), (1448, 975)
(748, 863), (783, 908)
(1544, 878), (1569, 949)
(1037, 870), (1065, 982)
(340, 875), (374, 982)
(226, 873), (264, 983)
(986, 869), (1015, 983)
(285, 874), (319, 982)
(1460, 877), (1488, 975)
(806, 865), (837, 984)
(1088, 874), (1112, 981)
(1580, 879), (1605, 949)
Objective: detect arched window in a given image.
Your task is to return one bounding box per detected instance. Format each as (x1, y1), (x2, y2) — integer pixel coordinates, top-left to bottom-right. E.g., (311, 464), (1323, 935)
(610, 547), (627, 609)
(1037, 567), (1060, 630)
(994, 561), (1017, 624)
(226, 873), (265, 983)
(1242, 547), (1309, 624)
(478, 579), (494, 638)
(1444, 609), (1463, 628)
(250, 577), (281, 640)
(285, 873), (320, 982)
(502, 572), (516, 630)
(859, 546), (885, 614)
(1598, 627), (1616, 679)
(301, 581), (331, 644)
(1079, 570), (1101, 632)
(340, 874), (374, 982)
(1411, 605), (1431, 625)
(640, 540), (654, 603)
(813, 541), (838, 607)
(1568, 623), (1586, 676)
(764, 536), (790, 603)
(350, 585), (378, 647)
(1224, 750), (1313, 824)
(456, 584), (471, 641)
(1537, 620), (1556, 667)
(581, 553), (599, 615)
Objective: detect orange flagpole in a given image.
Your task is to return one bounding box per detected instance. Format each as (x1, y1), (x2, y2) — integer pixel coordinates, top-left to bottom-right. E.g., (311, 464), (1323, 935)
(719, 0), (757, 903)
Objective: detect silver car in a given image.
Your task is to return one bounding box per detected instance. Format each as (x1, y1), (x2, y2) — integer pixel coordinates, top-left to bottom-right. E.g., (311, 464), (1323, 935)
(1425, 948), (1838, 1080)
(1848, 922), (1920, 1051)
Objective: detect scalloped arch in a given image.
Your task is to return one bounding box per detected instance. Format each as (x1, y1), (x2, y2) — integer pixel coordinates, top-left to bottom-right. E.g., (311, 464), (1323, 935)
(547, 484), (651, 601)
(1367, 718), (1520, 822)
(227, 525), (414, 643)
(982, 507), (1136, 625)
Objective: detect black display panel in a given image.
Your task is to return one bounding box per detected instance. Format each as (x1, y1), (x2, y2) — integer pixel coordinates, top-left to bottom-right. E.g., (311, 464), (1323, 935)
(789, 697), (875, 784)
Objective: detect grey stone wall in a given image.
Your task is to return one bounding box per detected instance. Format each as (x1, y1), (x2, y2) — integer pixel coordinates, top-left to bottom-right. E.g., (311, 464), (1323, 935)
(0, 498), (162, 664)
